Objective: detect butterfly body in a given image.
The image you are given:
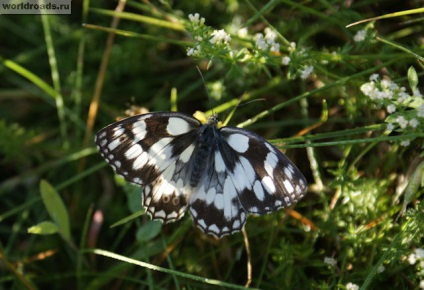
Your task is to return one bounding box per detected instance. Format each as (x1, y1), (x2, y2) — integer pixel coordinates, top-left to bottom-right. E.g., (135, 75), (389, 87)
(96, 111), (307, 238)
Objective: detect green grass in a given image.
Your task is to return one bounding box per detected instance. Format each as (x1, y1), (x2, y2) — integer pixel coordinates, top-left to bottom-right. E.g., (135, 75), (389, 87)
(1, 1), (424, 289)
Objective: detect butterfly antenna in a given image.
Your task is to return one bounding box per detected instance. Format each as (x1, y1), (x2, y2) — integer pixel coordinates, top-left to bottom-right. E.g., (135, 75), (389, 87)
(196, 66), (214, 115)
(222, 97), (242, 126)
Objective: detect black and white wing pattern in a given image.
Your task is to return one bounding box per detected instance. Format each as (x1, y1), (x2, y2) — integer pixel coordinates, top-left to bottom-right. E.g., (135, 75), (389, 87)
(95, 111), (307, 238)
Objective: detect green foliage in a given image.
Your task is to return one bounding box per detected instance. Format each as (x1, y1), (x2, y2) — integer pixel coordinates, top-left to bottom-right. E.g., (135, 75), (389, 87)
(33, 180), (71, 241)
(1, 1), (423, 289)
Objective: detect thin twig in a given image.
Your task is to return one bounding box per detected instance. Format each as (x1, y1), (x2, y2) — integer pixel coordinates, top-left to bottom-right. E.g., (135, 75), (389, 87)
(82, 0), (127, 151)
(242, 227), (252, 288)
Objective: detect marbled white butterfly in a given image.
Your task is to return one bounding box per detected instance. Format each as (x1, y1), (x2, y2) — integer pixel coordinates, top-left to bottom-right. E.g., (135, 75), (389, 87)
(95, 111), (307, 238)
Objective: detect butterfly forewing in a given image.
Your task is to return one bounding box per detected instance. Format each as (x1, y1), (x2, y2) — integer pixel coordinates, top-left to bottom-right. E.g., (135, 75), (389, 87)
(220, 127), (307, 214)
(95, 111), (307, 238)
(95, 112), (201, 223)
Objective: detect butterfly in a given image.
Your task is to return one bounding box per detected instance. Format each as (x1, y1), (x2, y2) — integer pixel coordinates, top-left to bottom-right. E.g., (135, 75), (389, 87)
(95, 111), (307, 238)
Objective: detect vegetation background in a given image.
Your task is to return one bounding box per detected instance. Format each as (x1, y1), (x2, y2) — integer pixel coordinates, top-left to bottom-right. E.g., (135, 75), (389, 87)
(1, 1), (423, 289)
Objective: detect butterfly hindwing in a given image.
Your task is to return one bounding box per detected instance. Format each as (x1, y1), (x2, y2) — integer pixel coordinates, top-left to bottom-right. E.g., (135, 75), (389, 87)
(96, 111), (307, 238)
(188, 147), (247, 237)
(187, 126), (307, 237)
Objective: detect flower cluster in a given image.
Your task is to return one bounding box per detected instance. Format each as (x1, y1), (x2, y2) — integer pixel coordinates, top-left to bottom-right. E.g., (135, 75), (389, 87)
(300, 65), (314, 80)
(324, 256), (337, 267)
(360, 72), (423, 146)
(353, 30), (367, 42)
(346, 282), (359, 290)
(254, 27), (280, 52)
(407, 248), (424, 288)
(185, 14), (314, 81)
(186, 13), (232, 58)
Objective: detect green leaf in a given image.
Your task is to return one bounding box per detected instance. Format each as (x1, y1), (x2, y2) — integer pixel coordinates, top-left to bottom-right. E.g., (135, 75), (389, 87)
(408, 66), (418, 91)
(125, 184), (142, 214)
(110, 210), (145, 228)
(136, 220), (162, 242)
(28, 221), (59, 235)
(39, 180), (71, 241)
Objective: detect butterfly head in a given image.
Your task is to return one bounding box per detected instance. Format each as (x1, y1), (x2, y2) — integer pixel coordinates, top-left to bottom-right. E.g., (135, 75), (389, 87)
(193, 111), (223, 128)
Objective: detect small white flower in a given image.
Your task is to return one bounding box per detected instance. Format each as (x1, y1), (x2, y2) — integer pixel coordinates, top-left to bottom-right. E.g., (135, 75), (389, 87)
(289, 42), (296, 52)
(397, 91), (409, 103)
(188, 13), (205, 25)
(380, 90), (394, 100)
(238, 27), (248, 38)
(388, 81), (399, 91)
(420, 280), (424, 289)
(270, 42), (280, 52)
(186, 45), (201, 56)
(282, 56), (291, 66)
(396, 116), (408, 129)
(415, 248), (424, 259)
(381, 79), (392, 89)
(387, 104), (396, 114)
(369, 73), (379, 82)
(418, 104), (424, 118)
(409, 118), (419, 128)
(187, 48), (195, 56)
(401, 140), (411, 147)
(255, 33), (267, 50)
(300, 65), (314, 79)
(346, 282), (359, 290)
(413, 87), (422, 98)
(264, 27), (276, 38)
(408, 253), (417, 265)
(360, 82), (375, 97)
(377, 265), (385, 273)
(353, 29), (367, 42)
(210, 29), (231, 45)
(386, 123), (395, 131)
(324, 257), (337, 267)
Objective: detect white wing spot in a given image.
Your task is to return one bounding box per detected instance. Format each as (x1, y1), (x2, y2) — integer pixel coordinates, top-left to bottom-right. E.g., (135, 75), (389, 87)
(148, 138), (173, 171)
(107, 139), (121, 151)
(264, 152), (278, 176)
(198, 219), (207, 229)
(253, 180), (265, 201)
(226, 133), (250, 153)
(133, 151), (149, 170)
(214, 194), (224, 210)
(167, 211), (178, 220)
(131, 120), (147, 142)
(214, 152), (226, 172)
(232, 157), (255, 191)
(155, 210), (166, 219)
(262, 176), (276, 193)
(265, 142), (274, 152)
(180, 144), (195, 163)
(191, 208), (198, 218)
(133, 177), (142, 184)
(166, 117), (192, 135)
(125, 143), (143, 160)
(206, 187), (216, 205)
(284, 165), (294, 179)
(209, 224), (220, 234)
(283, 179), (295, 194)
(113, 126), (125, 138)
